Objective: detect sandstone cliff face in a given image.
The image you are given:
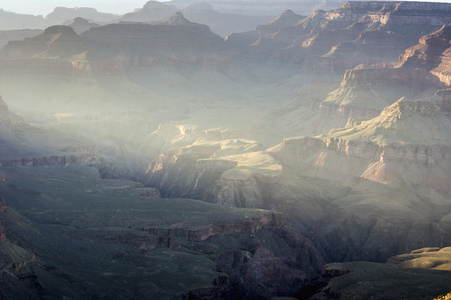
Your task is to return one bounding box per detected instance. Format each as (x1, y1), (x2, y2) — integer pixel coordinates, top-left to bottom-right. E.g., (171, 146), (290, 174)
(395, 24), (451, 69)
(274, 97), (451, 188)
(341, 67), (442, 88)
(318, 65), (444, 122)
(225, 1), (451, 73)
(393, 24), (451, 86)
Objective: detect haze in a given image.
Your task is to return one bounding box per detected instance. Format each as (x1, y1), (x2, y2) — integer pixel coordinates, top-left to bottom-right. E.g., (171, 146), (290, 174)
(2, 0), (451, 15)
(1, 0), (451, 299)
(0, 0), (163, 15)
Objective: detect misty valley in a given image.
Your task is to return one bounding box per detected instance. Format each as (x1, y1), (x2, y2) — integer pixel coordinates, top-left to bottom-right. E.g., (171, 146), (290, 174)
(1, 1), (451, 299)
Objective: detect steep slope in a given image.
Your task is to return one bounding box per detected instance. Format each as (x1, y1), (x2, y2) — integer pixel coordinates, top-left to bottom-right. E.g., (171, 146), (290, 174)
(0, 25), (86, 58)
(394, 24), (451, 85)
(0, 29), (42, 49)
(225, 9), (304, 49)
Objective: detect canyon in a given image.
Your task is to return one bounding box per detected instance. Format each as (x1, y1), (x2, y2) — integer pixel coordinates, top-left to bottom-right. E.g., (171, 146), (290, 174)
(1, 1), (451, 299)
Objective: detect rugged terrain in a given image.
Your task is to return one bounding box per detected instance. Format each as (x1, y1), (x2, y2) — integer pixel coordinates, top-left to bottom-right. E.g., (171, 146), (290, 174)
(1, 1), (451, 299)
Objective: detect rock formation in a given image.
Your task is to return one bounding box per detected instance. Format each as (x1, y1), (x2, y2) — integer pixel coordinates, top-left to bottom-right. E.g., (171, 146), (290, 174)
(65, 17), (100, 34)
(309, 247), (451, 299)
(226, 1), (451, 71)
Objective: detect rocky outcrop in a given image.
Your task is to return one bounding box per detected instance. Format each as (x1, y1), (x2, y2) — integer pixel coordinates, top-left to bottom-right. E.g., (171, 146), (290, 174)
(340, 67), (443, 88)
(319, 100), (382, 120)
(271, 132), (451, 187)
(309, 247), (451, 300)
(392, 24), (451, 86)
(318, 61), (447, 121)
(395, 24), (451, 69)
(138, 211), (284, 248)
(146, 146), (235, 200)
(212, 227), (326, 298)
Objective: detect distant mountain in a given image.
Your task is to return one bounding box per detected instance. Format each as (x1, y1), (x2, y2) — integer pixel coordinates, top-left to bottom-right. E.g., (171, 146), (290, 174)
(120, 1), (178, 22)
(83, 12), (224, 57)
(0, 7), (117, 30)
(64, 17), (101, 34)
(43, 7), (118, 27)
(181, 3), (274, 37)
(0, 9), (44, 30)
(224, 9), (304, 49)
(169, 0), (347, 15)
